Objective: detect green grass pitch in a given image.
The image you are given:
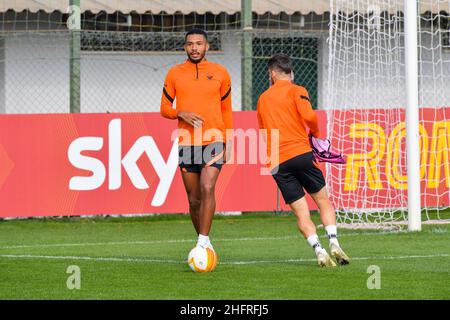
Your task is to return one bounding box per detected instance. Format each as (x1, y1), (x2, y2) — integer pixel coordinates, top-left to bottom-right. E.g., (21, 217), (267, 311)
(0, 213), (449, 300)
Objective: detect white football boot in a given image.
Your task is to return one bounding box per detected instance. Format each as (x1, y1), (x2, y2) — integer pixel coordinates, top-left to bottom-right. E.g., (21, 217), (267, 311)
(316, 250), (337, 267)
(330, 243), (350, 265)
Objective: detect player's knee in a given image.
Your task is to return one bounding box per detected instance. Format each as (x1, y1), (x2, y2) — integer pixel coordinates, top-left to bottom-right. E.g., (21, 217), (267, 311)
(200, 183), (215, 196)
(311, 187), (328, 201)
(315, 197), (335, 213)
(314, 197), (331, 210)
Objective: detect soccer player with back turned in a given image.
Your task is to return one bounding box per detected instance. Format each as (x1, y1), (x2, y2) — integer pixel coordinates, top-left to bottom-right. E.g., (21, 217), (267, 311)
(257, 54), (350, 267)
(160, 29), (233, 252)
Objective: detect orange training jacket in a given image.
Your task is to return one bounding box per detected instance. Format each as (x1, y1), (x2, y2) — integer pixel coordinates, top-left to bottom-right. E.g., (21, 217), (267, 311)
(160, 59), (233, 146)
(257, 79), (320, 169)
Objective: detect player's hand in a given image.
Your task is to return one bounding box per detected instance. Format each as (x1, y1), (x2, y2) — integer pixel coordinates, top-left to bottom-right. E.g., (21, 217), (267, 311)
(177, 111), (204, 128)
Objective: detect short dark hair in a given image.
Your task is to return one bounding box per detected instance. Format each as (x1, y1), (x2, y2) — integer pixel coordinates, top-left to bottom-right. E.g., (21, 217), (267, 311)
(185, 28), (208, 42)
(268, 54), (293, 75)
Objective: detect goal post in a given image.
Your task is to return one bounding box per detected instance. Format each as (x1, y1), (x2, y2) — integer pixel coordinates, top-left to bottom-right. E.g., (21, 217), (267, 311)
(405, 0), (422, 231)
(326, 0), (450, 229)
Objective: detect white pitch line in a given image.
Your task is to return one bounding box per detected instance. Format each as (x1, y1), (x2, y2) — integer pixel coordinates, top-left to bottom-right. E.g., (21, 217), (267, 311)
(0, 254), (182, 264)
(0, 236), (298, 250)
(0, 230), (408, 250)
(221, 253), (450, 265)
(0, 253), (448, 265)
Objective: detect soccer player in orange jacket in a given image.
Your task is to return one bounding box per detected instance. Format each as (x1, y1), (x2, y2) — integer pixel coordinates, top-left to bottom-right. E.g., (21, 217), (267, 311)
(160, 29), (233, 251)
(257, 54), (349, 267)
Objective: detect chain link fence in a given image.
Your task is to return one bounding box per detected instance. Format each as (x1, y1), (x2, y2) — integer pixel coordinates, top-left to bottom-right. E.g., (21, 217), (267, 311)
(0, 10), (328, 114)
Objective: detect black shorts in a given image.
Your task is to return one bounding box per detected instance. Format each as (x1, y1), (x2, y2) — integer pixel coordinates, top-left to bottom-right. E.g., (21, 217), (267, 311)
(271, 152), (326, 205)
(179, 142), (225, 174)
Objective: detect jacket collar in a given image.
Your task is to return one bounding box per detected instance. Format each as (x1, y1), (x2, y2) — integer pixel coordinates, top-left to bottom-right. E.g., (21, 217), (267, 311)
(185, 58), (209, 67)
(273, 79), (292, 87)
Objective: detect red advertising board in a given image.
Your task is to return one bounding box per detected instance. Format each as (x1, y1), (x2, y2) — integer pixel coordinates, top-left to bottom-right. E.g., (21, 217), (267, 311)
(0, 109), (448, 217)
(327, 108), (450, 210)
(0, 112), (293, 217)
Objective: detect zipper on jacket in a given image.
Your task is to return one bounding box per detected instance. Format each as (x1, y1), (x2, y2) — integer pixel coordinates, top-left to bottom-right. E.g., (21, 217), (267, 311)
(195, 63), (199, 79)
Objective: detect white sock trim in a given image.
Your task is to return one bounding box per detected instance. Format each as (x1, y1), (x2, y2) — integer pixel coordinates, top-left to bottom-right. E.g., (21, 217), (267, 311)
(306, 234), (325, 254)
(325, 225), (340, 247)
(197, 234), (210, 246)
(325, 225), (337, 237)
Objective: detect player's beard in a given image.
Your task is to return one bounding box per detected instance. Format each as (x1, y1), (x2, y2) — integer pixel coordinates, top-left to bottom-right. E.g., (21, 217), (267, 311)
(187, 50), (206, 64)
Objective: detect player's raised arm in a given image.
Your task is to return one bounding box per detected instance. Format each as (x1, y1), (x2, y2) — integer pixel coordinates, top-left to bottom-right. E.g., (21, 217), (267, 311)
(160, 69), (178, 119)
(294, 88), (320, 138)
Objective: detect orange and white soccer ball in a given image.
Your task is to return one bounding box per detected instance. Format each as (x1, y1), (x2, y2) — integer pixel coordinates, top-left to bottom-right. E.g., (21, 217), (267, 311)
(188, 246), (218, 272)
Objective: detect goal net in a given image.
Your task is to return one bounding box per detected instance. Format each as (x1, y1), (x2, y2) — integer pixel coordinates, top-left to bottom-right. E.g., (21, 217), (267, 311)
(326, 0), (450, 227)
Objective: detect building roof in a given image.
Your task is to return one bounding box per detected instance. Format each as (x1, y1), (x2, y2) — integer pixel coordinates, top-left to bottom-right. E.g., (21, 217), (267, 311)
(1, 0), (447, 15)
